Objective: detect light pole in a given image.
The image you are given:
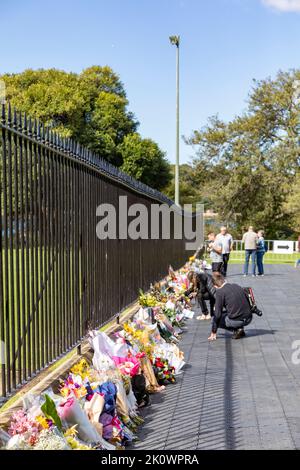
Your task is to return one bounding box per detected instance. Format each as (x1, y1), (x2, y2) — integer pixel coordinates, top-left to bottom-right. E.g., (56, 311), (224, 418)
(169, 35), (180, 206)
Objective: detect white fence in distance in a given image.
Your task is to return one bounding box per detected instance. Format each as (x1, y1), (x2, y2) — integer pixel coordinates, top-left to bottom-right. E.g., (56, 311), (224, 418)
(230, 240), (299, 263)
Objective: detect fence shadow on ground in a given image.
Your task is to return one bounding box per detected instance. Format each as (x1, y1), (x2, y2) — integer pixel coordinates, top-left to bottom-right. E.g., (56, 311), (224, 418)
(132, 310), (252, 450)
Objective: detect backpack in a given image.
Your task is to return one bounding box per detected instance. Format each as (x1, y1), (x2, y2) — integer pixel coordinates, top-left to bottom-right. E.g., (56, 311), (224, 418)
(131, 373), (149, 407)
(243, 287), (263, 317)
(264, 242), (268, 253)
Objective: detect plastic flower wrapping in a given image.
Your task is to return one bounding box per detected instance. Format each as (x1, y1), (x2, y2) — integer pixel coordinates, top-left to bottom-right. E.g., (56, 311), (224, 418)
(152, 357), (176, 384)
(1, 265), (195, 451)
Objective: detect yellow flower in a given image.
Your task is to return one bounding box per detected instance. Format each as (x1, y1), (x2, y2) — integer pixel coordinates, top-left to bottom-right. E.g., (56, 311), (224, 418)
(60, 387), (70, 398)
(66, 435), (93, 450)
(75, 385), (88, 399)
(36, 415), (49, 429)
(64, 425), (78, 437)
(70, 359), (92, 380)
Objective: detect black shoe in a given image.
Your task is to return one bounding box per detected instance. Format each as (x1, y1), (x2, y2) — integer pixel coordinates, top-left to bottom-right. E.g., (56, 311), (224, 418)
(232, 328), (246, 340)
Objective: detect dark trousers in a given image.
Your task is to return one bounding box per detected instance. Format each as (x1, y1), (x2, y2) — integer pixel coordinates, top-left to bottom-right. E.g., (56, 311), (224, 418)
(218, 313), (253, 332)
(197, 292), (215, 316)
(244, 249), (256, 275)
(212, 262), (223, 273)
(221, 253), (230, 276)
(256, 251), (265, 275)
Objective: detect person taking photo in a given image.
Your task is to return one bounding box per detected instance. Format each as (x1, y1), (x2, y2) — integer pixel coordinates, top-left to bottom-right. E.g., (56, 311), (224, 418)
(207, 232), (223, 273)
(208, 273), (253, 341)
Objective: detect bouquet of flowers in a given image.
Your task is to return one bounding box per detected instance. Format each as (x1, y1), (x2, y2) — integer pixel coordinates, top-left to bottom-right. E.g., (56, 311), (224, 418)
(138, 290), (158, 307)
(8, 409), (42, 447)
(32, 428), (70, 450)
(123, 322), (155, 358)
(59, 374), (88, 399)
(152, 357), (176, 384)
(112, 355), (140, 377)
(70, 359), (93, 381)
(58, 396), (101, 444)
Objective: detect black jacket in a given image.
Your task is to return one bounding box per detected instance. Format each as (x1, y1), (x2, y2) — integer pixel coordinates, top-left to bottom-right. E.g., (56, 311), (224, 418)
(212, 283), (251, 333)
(185, 272), (216, 299)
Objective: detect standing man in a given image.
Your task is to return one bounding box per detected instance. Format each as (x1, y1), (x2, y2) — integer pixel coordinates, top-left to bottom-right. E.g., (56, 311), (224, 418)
(242, 226), (258, 277)
(207, 232), (223, 273)
(216, 226), (233, 277)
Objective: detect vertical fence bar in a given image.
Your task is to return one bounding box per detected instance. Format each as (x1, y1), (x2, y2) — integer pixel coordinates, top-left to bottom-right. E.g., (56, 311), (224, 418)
(12, 109), (22, 386)
(57, 137), (63, 357)
(70, 154), (76, 347)
(29, 118), (35, 374)
(60, 139), (66, 353)
(65, 148), (71, 349)
(18, 111), (26, 384)
(41, 124), (47, 367)
(44, 128), (50, 366)
(49, 133), (55, 361)
(33, 119), (40, 372)
(24, 115), (31, 380)
(53, 134), (59, 358)
(1, 105), (7, 396)
(7, 104), (16, 390)
(37, 121), (44, 370)
(73, 144), (79, 344)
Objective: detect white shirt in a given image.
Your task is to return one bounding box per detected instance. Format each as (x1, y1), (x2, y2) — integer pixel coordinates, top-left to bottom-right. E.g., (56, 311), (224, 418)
(216, 233), (233, 254)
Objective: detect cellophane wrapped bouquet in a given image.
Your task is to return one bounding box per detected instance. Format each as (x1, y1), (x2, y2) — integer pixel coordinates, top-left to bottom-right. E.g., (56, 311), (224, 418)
(1, 264), (195, 451)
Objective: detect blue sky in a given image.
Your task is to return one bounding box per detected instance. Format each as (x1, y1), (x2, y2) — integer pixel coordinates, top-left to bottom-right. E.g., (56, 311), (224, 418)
(1, 0), (300, 164)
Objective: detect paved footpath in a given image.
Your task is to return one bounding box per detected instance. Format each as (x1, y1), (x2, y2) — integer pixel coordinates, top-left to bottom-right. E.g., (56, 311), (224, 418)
(133, 264), (300, 450)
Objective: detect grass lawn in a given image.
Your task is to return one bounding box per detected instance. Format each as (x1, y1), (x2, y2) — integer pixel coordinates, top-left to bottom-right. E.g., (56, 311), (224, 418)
(204, 251), (299, 265)
(228, 251), (299, 265)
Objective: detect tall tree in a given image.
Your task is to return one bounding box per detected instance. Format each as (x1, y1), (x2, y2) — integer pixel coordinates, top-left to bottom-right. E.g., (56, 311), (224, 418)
(1, 66), (173, 192)
(186, 70), (300, 238)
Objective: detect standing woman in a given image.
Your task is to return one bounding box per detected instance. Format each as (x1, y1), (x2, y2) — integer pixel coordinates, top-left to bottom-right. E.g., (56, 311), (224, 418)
(256, 230), (266, 277)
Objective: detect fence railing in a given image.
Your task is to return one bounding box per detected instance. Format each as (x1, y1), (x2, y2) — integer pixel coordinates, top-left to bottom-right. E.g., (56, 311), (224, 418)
(0, 103), (192, 398)
(230, 240), (298, 263)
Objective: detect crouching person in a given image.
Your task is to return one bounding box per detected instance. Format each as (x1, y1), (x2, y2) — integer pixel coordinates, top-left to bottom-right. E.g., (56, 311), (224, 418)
(185, 271), (216, 320)
(208, 273), (252, 341)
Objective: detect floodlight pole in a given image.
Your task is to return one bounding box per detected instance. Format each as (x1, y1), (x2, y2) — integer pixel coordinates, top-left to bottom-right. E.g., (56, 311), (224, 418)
(169, 35), (180, 206)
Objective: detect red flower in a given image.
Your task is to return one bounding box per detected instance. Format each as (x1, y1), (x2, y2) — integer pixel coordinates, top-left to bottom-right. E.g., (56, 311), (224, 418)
(136, 352), (146, 359)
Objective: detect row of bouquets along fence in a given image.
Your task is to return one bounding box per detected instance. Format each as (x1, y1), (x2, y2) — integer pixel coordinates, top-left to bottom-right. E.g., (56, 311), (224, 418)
(0, 262), (195, 450)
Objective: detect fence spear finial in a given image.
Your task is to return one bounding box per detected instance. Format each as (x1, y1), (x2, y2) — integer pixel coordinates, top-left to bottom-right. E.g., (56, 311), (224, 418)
(7, 101), (11, 125)
(13, 107), (17, 129)
(1, 102), (5, 124)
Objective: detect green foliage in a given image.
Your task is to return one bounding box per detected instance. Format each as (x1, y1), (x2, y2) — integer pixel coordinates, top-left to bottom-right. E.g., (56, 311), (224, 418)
(163, 163), (207, 207)
(1, 66), (169, 187)
(284, 171), (300, 234)
(2, 66), (137, 166)
(119, 133), (171, 190)
(41, 394), (63, 432)
(186, 69), (300, 238)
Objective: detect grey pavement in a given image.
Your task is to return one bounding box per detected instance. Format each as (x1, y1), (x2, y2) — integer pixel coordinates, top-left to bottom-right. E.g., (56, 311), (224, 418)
(133, 264), (300, 450)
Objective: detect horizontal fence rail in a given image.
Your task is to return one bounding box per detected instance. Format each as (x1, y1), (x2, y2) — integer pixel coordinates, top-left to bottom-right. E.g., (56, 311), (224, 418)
(0, 103), (193, 398)
(230, 240), (298, 263)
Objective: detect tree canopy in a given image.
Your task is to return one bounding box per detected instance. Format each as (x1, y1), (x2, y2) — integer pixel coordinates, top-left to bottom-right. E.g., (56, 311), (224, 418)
(1, 66), (171, 190)
(184, 69), (300, 238)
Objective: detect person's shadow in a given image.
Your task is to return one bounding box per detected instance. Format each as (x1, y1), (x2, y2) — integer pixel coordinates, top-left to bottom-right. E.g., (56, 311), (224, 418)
(245, 328), (276, 337)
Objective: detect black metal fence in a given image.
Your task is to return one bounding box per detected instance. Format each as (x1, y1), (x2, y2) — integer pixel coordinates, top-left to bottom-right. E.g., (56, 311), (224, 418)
(0, 103), (191, 398)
